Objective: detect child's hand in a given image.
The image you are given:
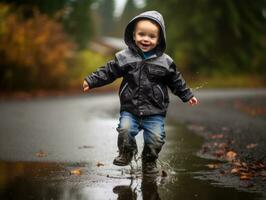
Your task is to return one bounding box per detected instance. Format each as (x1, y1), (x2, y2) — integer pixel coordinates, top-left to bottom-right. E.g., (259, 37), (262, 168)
(188, 96), (198, 106)
(83, 80), (90, 92)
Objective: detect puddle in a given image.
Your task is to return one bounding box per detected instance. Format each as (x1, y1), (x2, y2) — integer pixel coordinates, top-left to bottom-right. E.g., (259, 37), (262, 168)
(0, 121), (264, 200)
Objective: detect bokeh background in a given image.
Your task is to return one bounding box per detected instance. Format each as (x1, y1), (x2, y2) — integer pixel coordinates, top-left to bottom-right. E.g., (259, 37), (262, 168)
(0, 0), (265, 94)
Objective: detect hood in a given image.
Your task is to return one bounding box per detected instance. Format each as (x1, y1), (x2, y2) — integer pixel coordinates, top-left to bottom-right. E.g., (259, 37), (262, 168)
(124, 10), (166, 56)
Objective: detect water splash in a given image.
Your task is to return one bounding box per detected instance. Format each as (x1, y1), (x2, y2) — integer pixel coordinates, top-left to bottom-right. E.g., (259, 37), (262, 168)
(191, 81), (208, 92)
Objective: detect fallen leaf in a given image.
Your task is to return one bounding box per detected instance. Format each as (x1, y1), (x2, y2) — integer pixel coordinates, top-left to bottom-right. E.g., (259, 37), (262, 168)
(226, 151), (237, 161)
(206, 164), (220, 169)
(218, 143), (228, 149)
(240, 175), (251, 180)
(35, 150), (48, 158)
(231, 168), (240, 174)
(96, 162), (104, 167)
(261, 171), (266, 177)
(232, 160), (242, 167)
(70, 169), (81, 175)
(210, 134), (224, 139)
(241, 162), (248, 167)
(246, 143), (258, 149)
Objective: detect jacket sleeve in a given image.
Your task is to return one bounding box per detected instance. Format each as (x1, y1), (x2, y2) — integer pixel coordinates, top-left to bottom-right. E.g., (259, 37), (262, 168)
(166, 62), (194, 102)
(84, 59), (122, 89)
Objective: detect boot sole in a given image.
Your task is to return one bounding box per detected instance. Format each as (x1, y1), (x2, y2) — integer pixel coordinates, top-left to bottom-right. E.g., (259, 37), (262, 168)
(113, 160), (130, 166)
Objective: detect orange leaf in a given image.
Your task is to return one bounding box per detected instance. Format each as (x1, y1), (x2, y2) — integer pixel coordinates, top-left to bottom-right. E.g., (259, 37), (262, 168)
(70, 169), (81, 175)
(226, 151), (237, 161)
(240, 175), (251, 180)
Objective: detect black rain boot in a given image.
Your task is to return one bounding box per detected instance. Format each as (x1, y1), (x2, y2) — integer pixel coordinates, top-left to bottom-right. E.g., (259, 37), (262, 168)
(142, 144), (161, 176)
(142, 158), (159, 176)
(113, 151), (134, 166)
(113, 128), (137, 166)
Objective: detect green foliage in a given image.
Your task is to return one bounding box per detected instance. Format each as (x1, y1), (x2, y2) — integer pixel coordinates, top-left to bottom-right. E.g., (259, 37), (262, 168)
(62, 0), (94, 49)
(0, 0), (95, 49)
(69, 50), (110, 88)
(0, 0), (68, 15)
(97, 0), (115, 36)
(146, 0), (266, 75)
(118, 0), (140, 34)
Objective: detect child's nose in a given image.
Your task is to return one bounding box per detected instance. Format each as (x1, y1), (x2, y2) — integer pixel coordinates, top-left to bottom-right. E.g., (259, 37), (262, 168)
(143, 36), (149, 41)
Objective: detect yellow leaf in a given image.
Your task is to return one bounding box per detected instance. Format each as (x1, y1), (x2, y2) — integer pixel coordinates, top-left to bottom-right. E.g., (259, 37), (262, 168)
(70, 169), (81, 175)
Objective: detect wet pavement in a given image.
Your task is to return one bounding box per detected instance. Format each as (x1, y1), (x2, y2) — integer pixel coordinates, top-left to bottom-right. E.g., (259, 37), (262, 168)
(0, 91), (265, 199)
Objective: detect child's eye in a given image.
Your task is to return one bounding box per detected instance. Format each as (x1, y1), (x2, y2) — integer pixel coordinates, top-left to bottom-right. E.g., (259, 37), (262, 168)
(138, 32), (145, 36)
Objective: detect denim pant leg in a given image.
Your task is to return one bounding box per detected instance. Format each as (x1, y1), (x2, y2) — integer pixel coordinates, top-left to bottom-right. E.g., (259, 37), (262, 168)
(141, 115), (166, 161)
(117, 111), (140, 154)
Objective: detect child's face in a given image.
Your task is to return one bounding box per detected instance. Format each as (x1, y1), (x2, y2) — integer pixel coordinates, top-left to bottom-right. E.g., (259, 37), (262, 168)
(133, 19), (159, 52)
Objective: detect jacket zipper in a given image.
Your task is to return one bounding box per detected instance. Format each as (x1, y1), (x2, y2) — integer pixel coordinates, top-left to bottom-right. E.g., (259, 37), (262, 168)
(119, 82), (128, 97)
(156, 85), (165, 102)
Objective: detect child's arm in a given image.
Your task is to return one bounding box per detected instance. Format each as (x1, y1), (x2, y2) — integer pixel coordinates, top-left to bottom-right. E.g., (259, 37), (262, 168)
(166, 62), (197, 103)
(83, 60), (122, 92)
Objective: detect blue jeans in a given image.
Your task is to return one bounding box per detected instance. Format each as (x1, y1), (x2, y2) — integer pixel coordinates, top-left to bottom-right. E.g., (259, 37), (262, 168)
(117, 111), (166, 161)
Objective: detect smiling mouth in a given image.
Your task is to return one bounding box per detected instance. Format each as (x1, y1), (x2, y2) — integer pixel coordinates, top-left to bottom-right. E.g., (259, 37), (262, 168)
(140, 43), (150, 49)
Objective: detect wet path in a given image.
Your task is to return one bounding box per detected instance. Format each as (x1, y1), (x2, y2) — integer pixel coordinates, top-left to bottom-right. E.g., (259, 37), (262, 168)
(0, 94), (264, 199)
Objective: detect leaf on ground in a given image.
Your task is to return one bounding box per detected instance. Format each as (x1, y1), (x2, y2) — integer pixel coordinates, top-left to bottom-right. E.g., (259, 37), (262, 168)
(70, 169), (81, 175)
(226, 151), (237, 161)
(96, 162), (104, 167)
(218, 143), (228, 149)
(261, 171), (266, 177)
(231, 167), (241, 174)
(232, 160), (242, 167)
(206, 164), (220, 169)
(35, 150), (48, 158)
(240, 175), (251, 180)
(246, 143), (258, 149)
(210, 134), (224, 139)
(240, 172), (253, 180)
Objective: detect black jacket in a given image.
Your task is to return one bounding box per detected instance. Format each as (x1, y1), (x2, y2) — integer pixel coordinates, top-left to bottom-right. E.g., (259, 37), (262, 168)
(85, 11), (194, 116)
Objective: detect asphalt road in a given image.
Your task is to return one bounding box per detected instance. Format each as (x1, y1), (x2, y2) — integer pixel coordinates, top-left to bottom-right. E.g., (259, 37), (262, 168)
(0, 89), (265, 200)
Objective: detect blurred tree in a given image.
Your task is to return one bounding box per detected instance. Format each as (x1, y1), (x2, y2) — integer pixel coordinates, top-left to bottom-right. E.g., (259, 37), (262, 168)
(113, 0), (142, 38)
(0, 0), (68, 15)
(0, 4), (75, 90)
(62, 0), (94, 49)
(120, 0), (139, 31)
(0, 0), (95, 49)
(146, 0), (266, 75)
(97, 0), (115, 36)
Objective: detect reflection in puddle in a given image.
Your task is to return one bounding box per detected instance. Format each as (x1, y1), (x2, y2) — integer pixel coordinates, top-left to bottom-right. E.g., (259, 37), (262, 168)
(0, 122), (263, 199)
